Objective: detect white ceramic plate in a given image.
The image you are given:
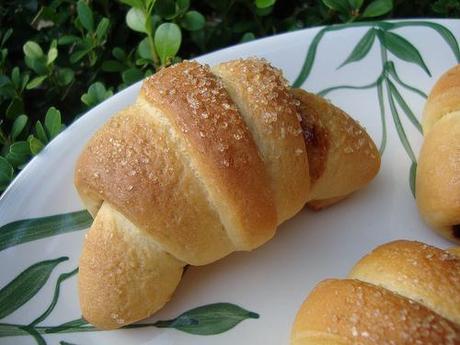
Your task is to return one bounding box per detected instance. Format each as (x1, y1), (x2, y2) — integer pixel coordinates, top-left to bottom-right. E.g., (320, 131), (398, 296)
(1, 19), (459, 345)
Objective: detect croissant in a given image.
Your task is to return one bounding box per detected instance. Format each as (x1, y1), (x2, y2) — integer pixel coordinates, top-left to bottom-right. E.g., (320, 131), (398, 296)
(417, 64), (460, 243)
(74, 58), (380, 329)
(291, 240), (460, 345)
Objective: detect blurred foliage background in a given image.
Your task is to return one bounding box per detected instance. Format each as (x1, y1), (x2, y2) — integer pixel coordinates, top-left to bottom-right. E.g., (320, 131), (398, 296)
(0, 0), (458, 192)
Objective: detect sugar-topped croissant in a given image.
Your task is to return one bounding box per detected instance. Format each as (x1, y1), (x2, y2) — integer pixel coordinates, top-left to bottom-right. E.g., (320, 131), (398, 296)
(291, 240), (460, 345)
(417, 64), (460, 243)
(75, 58), (380, 329)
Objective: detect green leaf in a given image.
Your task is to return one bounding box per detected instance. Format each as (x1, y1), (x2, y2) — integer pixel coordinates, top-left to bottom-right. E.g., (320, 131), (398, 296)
(0, 257), (68, 319)
(255, 5), (273, 16)
(241, 32), (256, 43)
(137, 37), (152, 60)
(28, 135), (45, 155)
(45, 107), (62, 140)
(9, 141), (30, 156)
(0, 157), (14, 189)
(95, 17), (110, 42)
(1, 28), (13, 47)
(155, 0), (176, 19)
(24, 55), (48, 75)
(176, 0), (190, 15)
(348, 0), (363, 9)
(0, 210), (92, 252)
(180, 11), (205, 31)
(409, 161), (417, 198)
(154, 303), (259, 335)
(102, 60), (126, 72)
(6, 98), (24, 120)
(339, 28), (375, 68)
(56, 68), (75, 86)
(362, 0), (393, 18)
(69, 47), (92, 64)
(380, 31), (430, 76)
(126, 7), (147, 33)
(112, 47), (126, 61)
(122, 68), (144, 84)
(11, 114), (28, 140)
(77, 0), (94, 32)
(35, 120), (48, 144)
(11, 67), (21, 88)
(321, 0), (350, 13)
(26, 75), (48, 90)
(47, 47), (58, 65)
(119, 0), (144, 8)
(255, 0), (276, 9)
(23, 41), (44, 60)
(154, 23), (182, 65)
(81, 82), (113, 107)
(58, 35), (79, 45)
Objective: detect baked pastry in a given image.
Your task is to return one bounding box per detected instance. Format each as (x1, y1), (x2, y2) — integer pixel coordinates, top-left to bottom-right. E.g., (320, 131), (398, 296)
(291, 240), (460, 345)
(417, 64), (460, 243)
(74, 58), (380, 329)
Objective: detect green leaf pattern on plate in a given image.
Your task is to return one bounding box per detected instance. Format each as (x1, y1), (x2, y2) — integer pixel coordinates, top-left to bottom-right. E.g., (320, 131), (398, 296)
(0, 19), (459, 343)
(0, 257), (68, 319)
(154, 303), (259, 335)
(294, 20), (459, 199)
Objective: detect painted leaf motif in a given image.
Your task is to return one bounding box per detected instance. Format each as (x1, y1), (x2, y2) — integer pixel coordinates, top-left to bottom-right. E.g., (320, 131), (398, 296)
(293, 27), (327, 87)
(380, 31), (431, 76)
(48, 318), (93, 334)
(385, 61), (427, 98)
(154, 303), (259, 335)
(387, 79), (422, 133)
(0, 210), (92, 252)
(392, 21), (460, 63)
(386, 82), (416, 163)
(30, 268), (79, 326)
(410, 162), (417, 197)
(0, 257), (68, 319)
(339, 28), (375, 68)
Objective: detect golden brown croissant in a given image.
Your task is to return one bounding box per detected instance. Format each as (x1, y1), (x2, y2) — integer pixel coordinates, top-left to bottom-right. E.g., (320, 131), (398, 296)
(417, 64), (460, 243)
(74, 58), (380, 329)
(291, 240), (460, 345)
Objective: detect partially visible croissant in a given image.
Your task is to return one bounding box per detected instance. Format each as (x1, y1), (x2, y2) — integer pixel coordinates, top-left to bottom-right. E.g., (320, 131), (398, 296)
(291, 240), (460, 345)
(417, 64), (460, 243)
(74, 58), (380, 329)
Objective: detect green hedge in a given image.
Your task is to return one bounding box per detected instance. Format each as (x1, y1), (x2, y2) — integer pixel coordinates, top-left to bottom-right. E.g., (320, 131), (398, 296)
(0, 0), (458, 192)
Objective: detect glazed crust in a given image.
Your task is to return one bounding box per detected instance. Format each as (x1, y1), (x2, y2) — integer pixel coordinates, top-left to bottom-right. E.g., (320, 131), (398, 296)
(140, 61), (277, 249)
(349, 240), (460, 325)
(292, 279), (460, 345)
(292, 241), (460, 345)
(212, 59), (309, 223)
(423, 64), (460, 134)
(79, 203), (184, 329)
(75, 58), (381, 329)
(417, 64), (460, 243)
(291, 89), (380, 207)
